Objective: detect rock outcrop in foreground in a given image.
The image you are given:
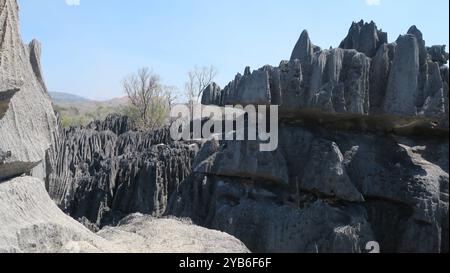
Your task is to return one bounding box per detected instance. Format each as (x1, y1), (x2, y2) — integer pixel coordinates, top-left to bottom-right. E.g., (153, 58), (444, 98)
(0, 0), (58, 180)
(0, 177), (248, 253)
(0, 0), (248, 253)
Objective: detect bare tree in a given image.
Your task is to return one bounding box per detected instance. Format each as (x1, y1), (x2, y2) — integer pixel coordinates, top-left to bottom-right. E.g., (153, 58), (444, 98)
(185, 65), (218, 103)
(163, 85), (178, 109)
(122, 67), (173, 131)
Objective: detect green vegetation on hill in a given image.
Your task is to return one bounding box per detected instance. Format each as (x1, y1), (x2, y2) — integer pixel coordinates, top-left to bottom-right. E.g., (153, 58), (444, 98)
(52, 96), (130, 128)
(55, 103), (126, 128)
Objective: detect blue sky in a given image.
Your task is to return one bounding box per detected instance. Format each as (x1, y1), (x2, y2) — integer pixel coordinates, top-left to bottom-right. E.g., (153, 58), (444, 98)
(18, 0), (449, 100)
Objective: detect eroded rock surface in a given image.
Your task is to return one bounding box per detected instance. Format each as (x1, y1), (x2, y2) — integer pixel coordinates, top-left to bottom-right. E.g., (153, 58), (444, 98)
(167, 20), (449, 253)
(0, 177), (248, 253)
(202, 20), (449, 128)
(0, 176), (120, 253)
(98, 213), (250, 253)
(46, 116), (198, 228)
(0, 0), (57, 180)
(19, 14), (447, 253)
(169, 124), (448, 253)
(1, 0), (250, 254)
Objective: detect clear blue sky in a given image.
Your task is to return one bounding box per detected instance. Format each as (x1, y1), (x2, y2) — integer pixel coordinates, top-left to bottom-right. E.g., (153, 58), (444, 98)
(18, 0), (449, 101)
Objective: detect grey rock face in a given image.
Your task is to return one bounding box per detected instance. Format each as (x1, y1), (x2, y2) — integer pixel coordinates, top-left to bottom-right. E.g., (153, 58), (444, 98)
(339, 20), (388, 57)
(1, 0), (250, 254)
(278, 60), (303, 108)
(46, 115), (198, 229)
(0, 0), (58, 180)
(86, 114), (135, 135)
(202, 22), (448, 126)
(43, 20), (448, 253)
(421, 61), (445, 118)
(0, 88), (18, 120)
(223, 68), (272, 106)
(201, 82), (222, 106)
(369, 43), (395, 114)
(212, 197), (374, 253)
(341, 136), (448, 252)
(381, 32), (448, 122)
(98, 213), (250, 253)
(441, 66), (449, 127)
(170, 174), (376, 253)
(29, 39), (45, 89)
(301, 139), (364, 202)
(290, 30), (320, 64)
(310, 49), (371, 114)
(194, 138), (289, 185)
(384, 34), (420, 116)
(427, 45), (449, 66)
(0, 176), (120, 253)
(205, 49), (372, 114)
(0, 176), (249, 253)
(169, 125), (448, 253)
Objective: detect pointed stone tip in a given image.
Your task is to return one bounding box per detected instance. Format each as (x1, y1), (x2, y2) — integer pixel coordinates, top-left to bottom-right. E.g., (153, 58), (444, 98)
(29, 39), (41, 53)
(300, 30), (309, 38)
(407, 25), (423, 38)
(299, 30), (312, 45)
(298, 30), (312, 46)
(408, 25), (418, 31)
(29, 38), (40, 45)
(208, 82), (220, 90)
(290, 29), (315, 62)
(244, 66), (251, 76)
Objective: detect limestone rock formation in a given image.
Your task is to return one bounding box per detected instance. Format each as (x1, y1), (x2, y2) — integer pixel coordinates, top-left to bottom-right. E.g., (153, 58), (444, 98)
(169, 125), (448, 253)
(202, 20), (449, 127)
(0, 176), (119, 253)
(290, 30), (320, 64)
(0, 88), (18, 120)
(204, 49), (372, 115)
(194, 138), (289, 185)
(98, 213), (250, 253)
(1, 0), (251, 254)
(46, 116), (198, 229)
(0, 177), (249, 253)
(4, 0), (445, 253)
(427, 45), (449, 66)
(301, 139), (364, 202)
(369, 43), (395, 114)
(0, 0), (57, 180)
(177, 20), (449, 253)
(339, 20), (388, 57)
(44, 20), (449, 253)
(383, 34), (421, 116)
(201, 82), (222, 106)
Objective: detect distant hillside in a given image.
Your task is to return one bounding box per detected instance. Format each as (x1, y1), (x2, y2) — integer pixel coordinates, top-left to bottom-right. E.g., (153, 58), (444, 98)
(51, 93), (130, 128)
(49, 92), (91, 104)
